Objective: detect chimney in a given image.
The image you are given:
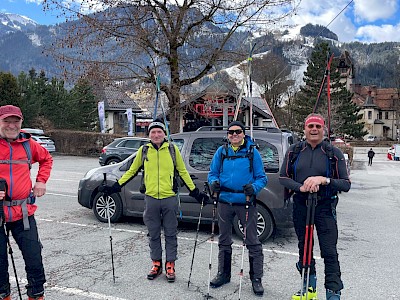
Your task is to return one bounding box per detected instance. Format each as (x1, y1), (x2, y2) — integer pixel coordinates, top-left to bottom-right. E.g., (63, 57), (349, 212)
(371, 85), (377, 97)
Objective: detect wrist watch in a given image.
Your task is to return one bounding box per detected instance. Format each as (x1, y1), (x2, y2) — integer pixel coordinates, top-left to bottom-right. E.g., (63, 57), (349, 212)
(326, 177), (331, 185)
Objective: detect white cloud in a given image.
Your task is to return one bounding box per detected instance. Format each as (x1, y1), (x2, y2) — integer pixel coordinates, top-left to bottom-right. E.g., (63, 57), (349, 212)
(356, 24), (400, 42)
(354, 0), (398, 23)
(25, 0), (43, 4)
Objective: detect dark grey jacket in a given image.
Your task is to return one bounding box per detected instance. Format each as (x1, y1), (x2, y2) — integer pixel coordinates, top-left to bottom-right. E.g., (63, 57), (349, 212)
(279, 141), (351, 198)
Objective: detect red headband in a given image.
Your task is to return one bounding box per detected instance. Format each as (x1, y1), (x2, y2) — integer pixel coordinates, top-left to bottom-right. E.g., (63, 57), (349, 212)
(305, 116), (325, 127)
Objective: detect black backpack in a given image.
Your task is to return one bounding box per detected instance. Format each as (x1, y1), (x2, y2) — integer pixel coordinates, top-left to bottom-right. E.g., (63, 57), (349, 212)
(284, 141), (337, 200)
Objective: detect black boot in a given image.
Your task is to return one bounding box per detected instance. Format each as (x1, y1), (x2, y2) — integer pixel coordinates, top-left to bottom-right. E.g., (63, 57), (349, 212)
(210, 250), (232, 288)
(210, 272), (231, 288)
(251, 278), (264, 296)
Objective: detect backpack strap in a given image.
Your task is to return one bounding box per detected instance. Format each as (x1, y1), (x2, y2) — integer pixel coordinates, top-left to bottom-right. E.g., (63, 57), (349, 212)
(0, 140), (32, 170)
(220, 142), (254, 174)
(322, 141), (337, 179)
(139, 145), (149, 193)
(22, 140), (32, 170)
(139, 143), (180, 194)
(288, 141), (304, 180)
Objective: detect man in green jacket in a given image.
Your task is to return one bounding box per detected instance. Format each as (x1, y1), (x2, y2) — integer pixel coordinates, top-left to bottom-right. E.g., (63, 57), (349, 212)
(101, 119), (208, 282)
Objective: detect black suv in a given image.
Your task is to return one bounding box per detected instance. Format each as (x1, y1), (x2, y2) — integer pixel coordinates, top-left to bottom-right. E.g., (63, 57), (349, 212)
(99, 137), (149, 165)
(79, 128), (292, 242)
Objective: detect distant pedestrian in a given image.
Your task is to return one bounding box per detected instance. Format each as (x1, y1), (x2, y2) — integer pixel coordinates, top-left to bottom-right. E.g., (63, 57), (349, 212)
(367, 148), (375, 166)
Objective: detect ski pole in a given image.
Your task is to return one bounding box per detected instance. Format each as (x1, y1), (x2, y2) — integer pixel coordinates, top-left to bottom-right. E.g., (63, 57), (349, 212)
(238, 195), (250, 300)
(205, 182), (218, 299)
(300, 192), (317, 300)
(103, 173), (116, 283)
(7, 229), (23, 300)
(0, 178), (23, 300)
(187, 183), (207, 288)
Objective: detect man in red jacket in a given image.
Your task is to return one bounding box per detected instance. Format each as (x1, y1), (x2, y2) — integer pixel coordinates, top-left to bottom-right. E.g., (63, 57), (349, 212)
(0, 105), (53, 300)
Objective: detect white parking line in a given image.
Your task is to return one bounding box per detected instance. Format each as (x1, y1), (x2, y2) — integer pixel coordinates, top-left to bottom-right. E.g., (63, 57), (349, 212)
(37, 218), (317, 258)
(10, 277), (129, 300)
(46, 192), (76, 197)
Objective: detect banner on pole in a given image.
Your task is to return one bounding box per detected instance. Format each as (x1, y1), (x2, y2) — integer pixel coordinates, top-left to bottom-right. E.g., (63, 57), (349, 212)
(98, 101), (106, 133)
(126, 108), (133, 136)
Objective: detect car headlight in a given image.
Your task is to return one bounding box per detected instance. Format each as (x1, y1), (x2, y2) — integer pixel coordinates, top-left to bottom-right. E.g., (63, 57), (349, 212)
(83, 167), (101, 180)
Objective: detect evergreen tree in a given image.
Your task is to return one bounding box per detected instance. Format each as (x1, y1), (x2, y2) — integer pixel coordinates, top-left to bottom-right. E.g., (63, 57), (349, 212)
(67, 79), (97, 131)
(17, 69), (46, 126)
(42, 77), (68, 128)
(0, 72), (21, 107)
(293, 42), (366, 138)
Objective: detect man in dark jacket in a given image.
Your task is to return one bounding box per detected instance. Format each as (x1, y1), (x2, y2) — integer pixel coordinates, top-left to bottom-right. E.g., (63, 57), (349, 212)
(279, 113), (351, 300)
(208, 121), (267, 296)
(367, 148), (375, 166)
(0, 105), (53, 300)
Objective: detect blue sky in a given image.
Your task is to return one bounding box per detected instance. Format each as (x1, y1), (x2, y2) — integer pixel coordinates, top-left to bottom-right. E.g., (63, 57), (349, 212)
(2, 0), (400, 43)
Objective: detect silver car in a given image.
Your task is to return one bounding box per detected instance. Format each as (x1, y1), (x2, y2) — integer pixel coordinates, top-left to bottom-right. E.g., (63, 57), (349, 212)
(78, 127), (293, 242)
(31, 135), (56, 153)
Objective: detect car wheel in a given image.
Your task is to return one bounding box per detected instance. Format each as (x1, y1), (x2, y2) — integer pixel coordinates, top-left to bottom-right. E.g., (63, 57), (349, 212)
(233, 204), (274, 242)
(93, 192), (123, 223)
(106, 158), (121, 165)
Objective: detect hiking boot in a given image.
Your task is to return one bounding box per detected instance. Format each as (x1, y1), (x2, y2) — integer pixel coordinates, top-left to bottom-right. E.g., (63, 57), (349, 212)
(292, 287), (318, 300)
(165, 261), (175, 282)
(251, 278), (264, 296)
(147, 260), (162, 280)
(210, 272), (230, 288)
(0, 293), (11, 300)
(28, 296), (45, 300)
(326, 289), (341, 300)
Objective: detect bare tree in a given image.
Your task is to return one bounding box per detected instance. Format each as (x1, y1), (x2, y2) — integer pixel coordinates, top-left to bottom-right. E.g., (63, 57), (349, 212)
(252, 52), (294, 120)
(43, 0), (294, 132)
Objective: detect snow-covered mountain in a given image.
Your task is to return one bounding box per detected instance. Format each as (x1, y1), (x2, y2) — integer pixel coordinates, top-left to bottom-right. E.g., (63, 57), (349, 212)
(0, 12), (38, 34)
(0, 12), (399, 90)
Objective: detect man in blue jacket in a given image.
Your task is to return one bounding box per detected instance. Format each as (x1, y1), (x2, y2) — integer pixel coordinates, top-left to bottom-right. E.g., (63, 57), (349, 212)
(208, 121), (267, 296)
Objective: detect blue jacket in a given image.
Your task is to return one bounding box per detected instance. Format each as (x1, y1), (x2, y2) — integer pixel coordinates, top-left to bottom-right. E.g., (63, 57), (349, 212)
(208, 135), (267, 204)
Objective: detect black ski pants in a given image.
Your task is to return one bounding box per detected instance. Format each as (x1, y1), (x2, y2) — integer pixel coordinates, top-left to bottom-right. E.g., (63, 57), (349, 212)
(293, 195), (343, 292)
(0, 215), (45, 295)
(217, 202), (264, 279)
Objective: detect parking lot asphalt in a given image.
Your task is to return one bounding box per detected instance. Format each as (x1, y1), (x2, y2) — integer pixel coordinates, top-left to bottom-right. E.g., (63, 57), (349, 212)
(5, 154), (400, 299)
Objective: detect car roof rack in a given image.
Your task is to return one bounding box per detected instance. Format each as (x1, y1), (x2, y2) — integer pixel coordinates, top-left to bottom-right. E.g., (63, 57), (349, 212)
(196, 126), (282, 133)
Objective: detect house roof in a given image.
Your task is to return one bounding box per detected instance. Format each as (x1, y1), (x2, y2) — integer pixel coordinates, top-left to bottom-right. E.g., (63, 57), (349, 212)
(352, 85), (399, 111)
(363, 94), (377, 108)
(242, 97), (273, 119)
(102, 86), (142, 112)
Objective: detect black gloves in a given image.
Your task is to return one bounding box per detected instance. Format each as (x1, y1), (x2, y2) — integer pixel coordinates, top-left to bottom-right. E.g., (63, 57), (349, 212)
(189, 187), (209, 205)
(99, 181), (122, 194)
(211, 181), (220, 194)
(243, 184), (255, 196)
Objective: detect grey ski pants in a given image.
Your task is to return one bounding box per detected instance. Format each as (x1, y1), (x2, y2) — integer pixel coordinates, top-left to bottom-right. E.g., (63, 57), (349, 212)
(143, 195), (178, 262)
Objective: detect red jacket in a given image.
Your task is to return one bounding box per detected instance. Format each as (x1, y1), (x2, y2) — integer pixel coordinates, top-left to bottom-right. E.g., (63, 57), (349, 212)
(0, 132), (53, 222)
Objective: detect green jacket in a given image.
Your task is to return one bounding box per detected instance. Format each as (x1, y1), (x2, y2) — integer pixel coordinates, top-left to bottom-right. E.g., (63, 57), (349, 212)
(118, 141), (196, 199)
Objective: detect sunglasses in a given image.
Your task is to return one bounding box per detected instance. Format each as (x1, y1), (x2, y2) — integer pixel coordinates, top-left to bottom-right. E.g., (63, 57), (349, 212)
(307, 124), (322, 129)
(227, 129), (243, 135)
